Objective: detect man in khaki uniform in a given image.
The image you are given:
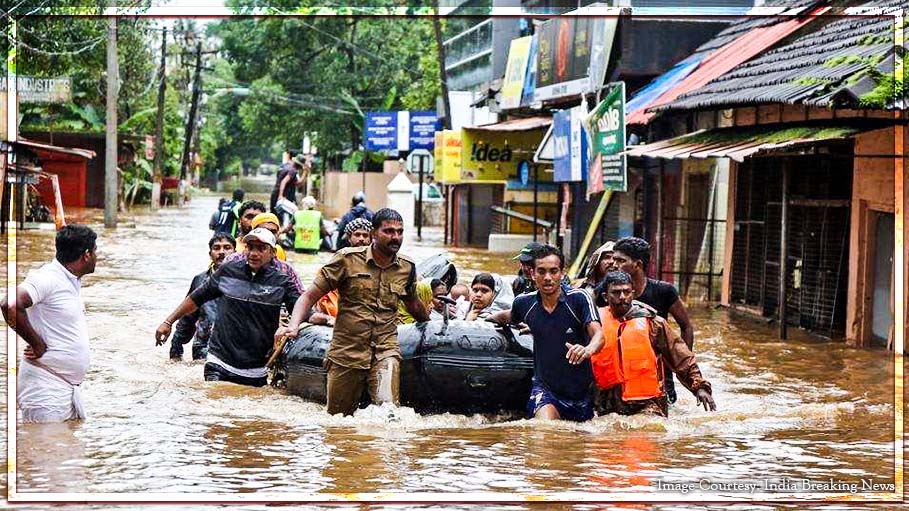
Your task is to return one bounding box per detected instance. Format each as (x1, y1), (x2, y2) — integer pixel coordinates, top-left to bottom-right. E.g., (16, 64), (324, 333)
(277, 208), (429, 415)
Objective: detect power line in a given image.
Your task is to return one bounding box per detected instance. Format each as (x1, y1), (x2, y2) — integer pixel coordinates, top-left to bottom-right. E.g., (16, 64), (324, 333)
(5, 31), (106, 57)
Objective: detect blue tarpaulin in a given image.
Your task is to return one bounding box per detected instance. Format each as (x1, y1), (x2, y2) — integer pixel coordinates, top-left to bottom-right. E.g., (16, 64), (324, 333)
(625, 54), (703, 119)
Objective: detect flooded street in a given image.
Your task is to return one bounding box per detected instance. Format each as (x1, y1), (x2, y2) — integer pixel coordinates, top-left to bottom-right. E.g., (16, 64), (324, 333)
(3, 195), (900, 500)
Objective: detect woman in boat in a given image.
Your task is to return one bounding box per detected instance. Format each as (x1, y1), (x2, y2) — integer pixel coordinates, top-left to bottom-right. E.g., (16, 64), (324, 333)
(398, 278), (445, 324)
(458, 273), (513, 321)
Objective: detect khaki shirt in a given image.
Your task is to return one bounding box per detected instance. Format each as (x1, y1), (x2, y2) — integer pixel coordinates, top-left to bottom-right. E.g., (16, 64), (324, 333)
(313, 245), (417, 369)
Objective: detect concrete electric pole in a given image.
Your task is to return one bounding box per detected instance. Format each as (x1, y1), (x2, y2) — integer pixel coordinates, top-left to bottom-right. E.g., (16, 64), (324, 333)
(104, 3), (119, 228)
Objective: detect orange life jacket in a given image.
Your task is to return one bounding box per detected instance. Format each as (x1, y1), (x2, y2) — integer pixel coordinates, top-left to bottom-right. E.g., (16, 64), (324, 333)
(592, 307), (663, 401)
(317, 291), (339, 318)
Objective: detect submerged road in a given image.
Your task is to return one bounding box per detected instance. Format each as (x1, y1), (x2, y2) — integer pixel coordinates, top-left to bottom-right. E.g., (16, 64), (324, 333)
(1, 194), (900, 502)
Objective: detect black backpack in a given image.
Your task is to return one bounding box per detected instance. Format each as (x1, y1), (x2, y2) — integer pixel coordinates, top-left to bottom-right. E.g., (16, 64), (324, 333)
(211, 199), (237, 235)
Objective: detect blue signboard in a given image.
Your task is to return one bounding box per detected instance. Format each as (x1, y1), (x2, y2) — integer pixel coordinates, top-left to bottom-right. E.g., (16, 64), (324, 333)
(553, 106), (588, 182)
(409, 111), (439, 150)
(365, 111), (398, 151)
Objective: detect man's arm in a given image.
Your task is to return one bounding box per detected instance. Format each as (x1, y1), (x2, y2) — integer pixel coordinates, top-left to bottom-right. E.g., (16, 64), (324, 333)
(485, 309), (513, 326)
(277, 284), (329, 342)
(1, 286), (48, 359)
(652, 317), (715, 411)
(566, 320), (603, 365)
(155, 296), (199, 346)
(668, 299), (694, 350)
(402, 293), (430, 323)
(171, 274), (206, 346)
(277, 173), (292, 201)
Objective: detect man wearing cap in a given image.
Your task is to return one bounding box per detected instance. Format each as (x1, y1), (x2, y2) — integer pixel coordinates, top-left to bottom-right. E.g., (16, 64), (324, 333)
(310, 217), (373, 326)
(155, 228), (301, 387)
(511, 242), (544, 296)
(275, 208), (429, 415)
(225, 212), (303, 294)
(240, 212), (288, 262)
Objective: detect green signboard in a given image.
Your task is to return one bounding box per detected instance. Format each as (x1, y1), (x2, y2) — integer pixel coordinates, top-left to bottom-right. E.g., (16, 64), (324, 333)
(585, 82), (626, 192)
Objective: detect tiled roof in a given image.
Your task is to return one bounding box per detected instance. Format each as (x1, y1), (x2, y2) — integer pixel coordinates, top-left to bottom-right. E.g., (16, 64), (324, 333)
(655, 0), (906, 112)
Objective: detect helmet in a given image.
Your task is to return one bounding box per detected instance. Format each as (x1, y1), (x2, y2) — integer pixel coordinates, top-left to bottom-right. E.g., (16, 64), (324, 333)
(302, 196), (317, 210)
(352, 191), (366, 206)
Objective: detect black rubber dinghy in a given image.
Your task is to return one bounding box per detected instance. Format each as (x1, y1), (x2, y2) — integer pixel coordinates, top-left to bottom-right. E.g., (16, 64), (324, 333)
(274, 320), (534, 414)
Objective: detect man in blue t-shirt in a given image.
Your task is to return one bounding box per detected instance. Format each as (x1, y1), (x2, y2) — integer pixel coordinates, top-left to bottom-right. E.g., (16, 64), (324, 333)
(488, 244), (603, 422)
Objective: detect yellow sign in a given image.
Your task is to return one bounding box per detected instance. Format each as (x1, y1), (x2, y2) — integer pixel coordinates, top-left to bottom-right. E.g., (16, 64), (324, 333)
(500, 36), (532, 110)
(435, 130), (462, 184)
(460, 128), (550, 183)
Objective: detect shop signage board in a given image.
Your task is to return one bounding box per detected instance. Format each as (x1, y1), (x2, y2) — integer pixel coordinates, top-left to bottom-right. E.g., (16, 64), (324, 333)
(584, 82), (626, 192)
(552, 105), (588, 182)
(501, 36), (533, 110)
(0, 76), (71, 103)
(460, 128), (550, 183)
(533, 5), (621, 103)
(435, 130), (463, 184)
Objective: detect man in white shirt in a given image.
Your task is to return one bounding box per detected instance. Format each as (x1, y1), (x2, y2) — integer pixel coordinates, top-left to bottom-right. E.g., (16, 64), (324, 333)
(1, 224), (97, 422)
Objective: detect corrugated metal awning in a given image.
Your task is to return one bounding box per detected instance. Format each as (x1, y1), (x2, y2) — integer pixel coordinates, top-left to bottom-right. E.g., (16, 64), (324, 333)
(464, 116), (552, 132)
(14, 138), (96, 159)
(627, 4), (832, 125)
(624, 124), (870, 162)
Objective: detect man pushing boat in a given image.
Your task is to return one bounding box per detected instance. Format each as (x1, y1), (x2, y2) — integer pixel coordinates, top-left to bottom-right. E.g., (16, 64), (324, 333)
(275, 208), (430, 415)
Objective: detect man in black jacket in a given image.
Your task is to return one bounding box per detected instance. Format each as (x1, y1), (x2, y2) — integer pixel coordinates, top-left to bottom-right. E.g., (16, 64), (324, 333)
(168, 233), (236, 361)
(155, 228), (301, 387)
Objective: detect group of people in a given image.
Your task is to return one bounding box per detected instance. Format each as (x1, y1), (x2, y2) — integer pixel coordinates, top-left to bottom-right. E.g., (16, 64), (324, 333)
(161, 182), (718, 422)
(487, 238), (715, 421)
(4, 182), (715, 423)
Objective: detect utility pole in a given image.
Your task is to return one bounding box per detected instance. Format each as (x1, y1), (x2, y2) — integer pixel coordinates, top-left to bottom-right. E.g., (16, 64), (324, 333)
(151, 27), (166, 210)
(104, 4), (118, 228)
(432, 4), (452, 130)
(180, 41), (202, 182)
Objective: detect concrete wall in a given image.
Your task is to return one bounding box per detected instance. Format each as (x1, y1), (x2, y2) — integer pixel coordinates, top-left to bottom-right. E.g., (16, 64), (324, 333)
(320, 171), (396, 219)
(847, 128), (896, 347)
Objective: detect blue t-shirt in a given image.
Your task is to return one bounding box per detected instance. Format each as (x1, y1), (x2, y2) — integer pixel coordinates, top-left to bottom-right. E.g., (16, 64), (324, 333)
(511, 285), (600, 401)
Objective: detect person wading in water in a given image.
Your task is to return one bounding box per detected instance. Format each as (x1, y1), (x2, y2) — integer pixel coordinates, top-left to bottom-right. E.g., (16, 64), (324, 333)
(275, 208), (429, 415)
(592, 271), (715, 417)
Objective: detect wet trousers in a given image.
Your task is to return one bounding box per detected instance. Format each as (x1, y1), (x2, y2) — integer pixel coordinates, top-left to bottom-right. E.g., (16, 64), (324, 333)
(325, 356), (400, 416)
(18, 359), (85, 423)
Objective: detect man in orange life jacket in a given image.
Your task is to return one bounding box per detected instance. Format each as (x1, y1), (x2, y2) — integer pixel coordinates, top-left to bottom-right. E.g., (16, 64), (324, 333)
(592, 271), (715, 417)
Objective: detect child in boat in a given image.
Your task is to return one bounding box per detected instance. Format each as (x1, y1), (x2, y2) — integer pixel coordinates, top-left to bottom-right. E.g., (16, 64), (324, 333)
(458, 273), (513, 321)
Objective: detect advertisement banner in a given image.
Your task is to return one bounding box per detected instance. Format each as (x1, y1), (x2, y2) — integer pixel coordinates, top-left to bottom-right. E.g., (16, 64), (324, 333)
(584, 82), (626, 192)
(460, 128), (550, 183)
(408, 111), (439, 150)
(437, 130), (463, 184)
(533, 6), (620, 103)
(521, 34), (538, 107)
(552, 109), (571, 181)
(553, 106), (589, 182)
(365, 111), (398, 151)
(501, 36), (532, 110)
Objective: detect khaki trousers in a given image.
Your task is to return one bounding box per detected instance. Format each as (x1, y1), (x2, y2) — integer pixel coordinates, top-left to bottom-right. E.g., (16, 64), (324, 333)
(325, 356), (400, 416)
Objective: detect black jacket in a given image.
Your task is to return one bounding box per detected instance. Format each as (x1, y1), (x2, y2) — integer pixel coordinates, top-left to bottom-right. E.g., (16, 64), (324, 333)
(190, 259), (301, 369)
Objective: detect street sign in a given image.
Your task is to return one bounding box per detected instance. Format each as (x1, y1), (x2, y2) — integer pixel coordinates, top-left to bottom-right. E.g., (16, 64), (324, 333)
(407, 149), (434, 175)
(408, 111), (439, 150)
(367, 111), (439, 152)
(365, 111), (398, 151)
(584, 82), (626, 192)
(518, 160), (530, 186)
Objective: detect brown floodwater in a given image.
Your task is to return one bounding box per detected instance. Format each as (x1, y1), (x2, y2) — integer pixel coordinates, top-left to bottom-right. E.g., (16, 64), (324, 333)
(1, 194), (902, 506)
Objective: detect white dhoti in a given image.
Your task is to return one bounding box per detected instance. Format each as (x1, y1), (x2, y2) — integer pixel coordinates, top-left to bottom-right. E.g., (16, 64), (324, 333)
(18, 360), (85, 423)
